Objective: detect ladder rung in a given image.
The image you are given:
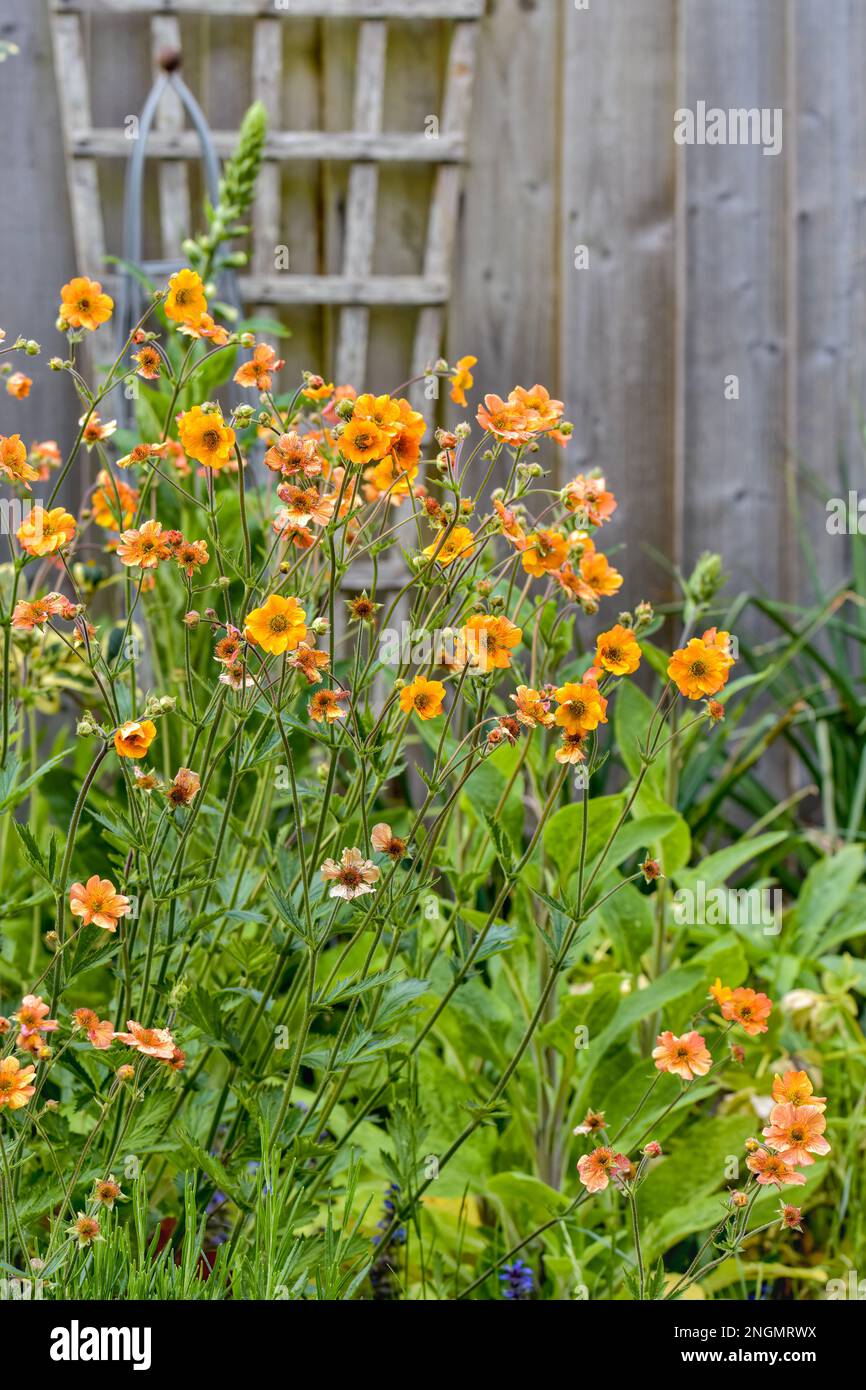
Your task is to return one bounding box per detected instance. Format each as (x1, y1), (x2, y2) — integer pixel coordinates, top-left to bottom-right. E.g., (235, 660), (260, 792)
(70, 130), (467, 162)
(239, 274), (449, 306)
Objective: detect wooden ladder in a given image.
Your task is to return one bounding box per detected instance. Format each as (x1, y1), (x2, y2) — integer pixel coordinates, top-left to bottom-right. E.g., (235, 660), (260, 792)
(49, 0), (483, 659)
(49, 0), (483, 404)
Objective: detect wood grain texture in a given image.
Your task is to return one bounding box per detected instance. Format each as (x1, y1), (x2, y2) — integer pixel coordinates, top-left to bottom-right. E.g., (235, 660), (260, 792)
(558, 0), (678, 607)
(152, 15), (192, 257)
(791, 0), (866, 601)
(680, 0), (788, 604)
(52, 0), (485, 16)
(448, 0), (560, 450)
(336, 19), (388, 385)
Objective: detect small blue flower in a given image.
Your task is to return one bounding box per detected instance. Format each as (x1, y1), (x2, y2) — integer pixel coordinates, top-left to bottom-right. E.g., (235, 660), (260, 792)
(499, 1260), (534, 1300)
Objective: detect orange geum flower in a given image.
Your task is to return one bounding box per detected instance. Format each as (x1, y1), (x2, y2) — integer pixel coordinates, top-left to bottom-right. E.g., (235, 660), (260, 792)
(709, 977), (733, 1007)
(449, 355), (477, 407)
(0, 1057), (36, 1110)
(762, 1103), (830, 1167)
(576, 1146), (630, 1194)
(745, 1147), (806, 1189)
(59, 276), (114, 332)
(573, 1109), (606, 1136)
(173, 538), (209, 578)
(771, 1069), (826, 1112)
(476, 393), (532, 445)
(69, 875), (131, 932)
(458, 614), (522, 672)
(339, 416), (390, 465)
(164, 267), (207, 325)
(510, 685), (555, 729)
(220, 662), (254, 691)
(302, 375), (335, 402)
(234, 342), (285, 393)
(423, 525), (475, 567)
(131, 344), (162, 379)
(114, 1020), (176, 1059)
(779, 1203), (803, 1232)
(594, 623), (641, 676)
(508, 383), (564, 432)
(0, 433), (39, 488)
(553, 681), (608, 736)
(178, 405), (236, 470)
(493, 498), (526, 549)
(353, 392), (403, 437)
(288, 641), (330, 685)
(91, 471), (140, 529)
(579, 549), (623, 598)
(563, 473), (617, 526)
(277, 483), (336, 527)
(668, 636), (731, 700)
(244, 594), (307, 655)
(117, 519), (172, 569)
(214, 627), (243, 666)
(178, 312), (229, 346)
(521, 530), (568, 578)
(29, 439), (61, 478)
(399, 676), (446, 721)
(555, 730), (590, 764)
(68, 1213), (103, 1249)
(371, 823), (408, 860)
(166, 767), (201, 808)
(17, 505), (76, 557)
(94, 1176), (126, 1210)
(701, 626), (736, 667)
(80, 411), (117, 448)
(652, 1030), (712, 1081)
(263, 431), (322, 478)
(11, 592), (76, 631)
(308, 688), (350, 724)
(15, 994), (58, 1037)
(720, 986), (772, 1036)
(73, 1008), (115, 1050)
(114, 719), (157, 760)
(320, 846), (380, 901)
(6, 372), (32, 399)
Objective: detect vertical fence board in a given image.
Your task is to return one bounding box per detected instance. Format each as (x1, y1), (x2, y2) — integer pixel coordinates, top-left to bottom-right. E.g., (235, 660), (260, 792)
(558, 0), (679, 607)
(793, 0), (866, 601)
(681, 0), (789, 604)
(448, 0), (559, 426)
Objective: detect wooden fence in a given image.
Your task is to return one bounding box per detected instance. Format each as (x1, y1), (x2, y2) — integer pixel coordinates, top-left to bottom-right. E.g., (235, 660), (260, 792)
(2, 0), (865, 611)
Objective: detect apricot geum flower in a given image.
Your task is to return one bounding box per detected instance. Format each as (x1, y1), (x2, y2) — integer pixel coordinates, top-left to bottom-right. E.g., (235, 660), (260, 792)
(0, 1057), (37, 1110)
(399, 676), (446, 721)
(16, 505), (76, 557)
(244, 594), (307, 655)
(234, 342), (285, 392)
(320, 847), (380, 901)
(115, 1020), (176, 1059)
(58, 276), (114, 332)
(164, 267), (208, 326)
(178, 404), (236, 469)
(0, 432), (39, 488)
(652, 1030), (712, 1080)
(69, 875), (131, 931)
(668, 628), (735, 700)
(594, 623), (642, 676)
(114, 719), (157, 759)
(554, 680), (608, 735)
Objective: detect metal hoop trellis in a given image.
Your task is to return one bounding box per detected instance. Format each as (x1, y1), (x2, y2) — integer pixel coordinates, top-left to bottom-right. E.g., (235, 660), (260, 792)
(116, 55), (242, 427)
